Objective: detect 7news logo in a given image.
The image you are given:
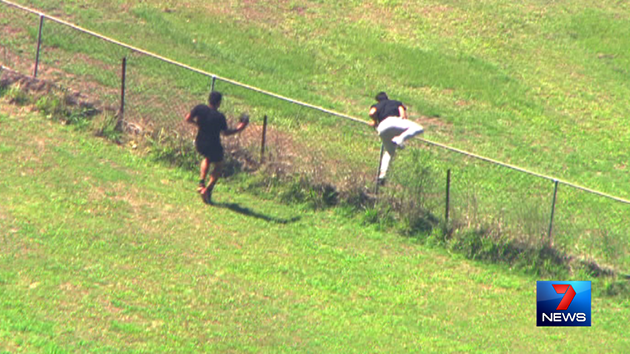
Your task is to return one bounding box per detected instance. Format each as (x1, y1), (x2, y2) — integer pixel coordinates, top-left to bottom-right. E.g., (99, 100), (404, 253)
(537, 281), (591, 327)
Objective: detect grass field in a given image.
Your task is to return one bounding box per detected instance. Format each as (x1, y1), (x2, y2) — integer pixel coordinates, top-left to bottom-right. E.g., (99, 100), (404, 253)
(2, 1), (629, 268)
(3, 0), (629, 195)
(1, 103), (630, 353)
(1, 1), (630, 351)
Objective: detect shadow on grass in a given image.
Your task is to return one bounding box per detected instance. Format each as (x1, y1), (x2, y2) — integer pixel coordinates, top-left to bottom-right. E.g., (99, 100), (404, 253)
(213, 201), (301, 224)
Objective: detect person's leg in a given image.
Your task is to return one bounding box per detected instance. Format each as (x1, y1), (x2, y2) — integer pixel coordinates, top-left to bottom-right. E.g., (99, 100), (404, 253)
(198, 157), (210, 192)
(202, 160), (223, 203)
(378, 139), (397, 181)
(392, 120), (424, 147)
(377, 118), (405, 181)
(206, 160), (223, 191)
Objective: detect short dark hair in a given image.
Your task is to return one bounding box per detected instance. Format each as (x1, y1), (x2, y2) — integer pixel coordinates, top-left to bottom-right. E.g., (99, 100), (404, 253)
(375, 91), (388, 102)
(209, 91), (222, 106)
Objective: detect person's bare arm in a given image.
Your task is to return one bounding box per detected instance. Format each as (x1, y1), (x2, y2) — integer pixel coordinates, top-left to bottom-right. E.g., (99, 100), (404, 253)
(399, 105), (407, 119)
(368, 107), (378, 127)
(184, 112), (196, 125)
(223, 115), (249, 136)
(222, 124), (245, 136)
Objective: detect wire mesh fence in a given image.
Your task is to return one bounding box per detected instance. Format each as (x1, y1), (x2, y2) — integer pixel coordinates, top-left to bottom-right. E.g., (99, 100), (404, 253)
(0, 4), (38, 74)
(2, 0), (629, 274)
(124, 50), (209, 133)
(553, 186), (630, 271)
(447, 152), (553, 245)
(381, 141), (555, 243)
(37, 18), (127, 110)
(211, 78), (379, 195)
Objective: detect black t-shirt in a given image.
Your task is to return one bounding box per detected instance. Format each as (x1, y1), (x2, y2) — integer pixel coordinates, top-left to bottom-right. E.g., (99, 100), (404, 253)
(371, 100), (406, 123)
(190, 104), (228, 147)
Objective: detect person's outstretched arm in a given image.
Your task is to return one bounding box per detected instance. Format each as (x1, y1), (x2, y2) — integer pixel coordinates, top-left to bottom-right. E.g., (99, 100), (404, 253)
(223, 114), (249, 136)
(223, 121), (247, 136)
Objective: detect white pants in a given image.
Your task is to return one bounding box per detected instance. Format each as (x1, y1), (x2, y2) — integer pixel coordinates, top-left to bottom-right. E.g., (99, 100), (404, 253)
(376, 117), (424, 179)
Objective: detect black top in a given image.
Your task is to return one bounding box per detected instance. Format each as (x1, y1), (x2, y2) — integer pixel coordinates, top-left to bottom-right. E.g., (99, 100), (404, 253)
(190, 104), (228, 147)
(371, 99), (406, 123)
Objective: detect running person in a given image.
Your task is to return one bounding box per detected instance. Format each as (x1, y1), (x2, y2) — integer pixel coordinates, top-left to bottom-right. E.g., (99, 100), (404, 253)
(368, 91), (424, 185)
(185, 91), (248, 204)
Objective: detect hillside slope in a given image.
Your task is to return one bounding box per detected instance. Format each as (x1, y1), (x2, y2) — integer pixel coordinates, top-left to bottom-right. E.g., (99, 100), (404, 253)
(0, 105), (629, 352)
(2, 0), (628, 195)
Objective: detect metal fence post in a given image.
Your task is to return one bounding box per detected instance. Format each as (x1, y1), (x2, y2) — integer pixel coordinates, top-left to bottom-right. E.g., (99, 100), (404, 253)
(33, 14), (44, 78)
(548, 179), (559, 246)
(445, 169), (451, 225)
(116, 56), (127, 131)
(261, 115), (268, 163)
(211, 75), (216, 92)
(374, 144), (384, 195)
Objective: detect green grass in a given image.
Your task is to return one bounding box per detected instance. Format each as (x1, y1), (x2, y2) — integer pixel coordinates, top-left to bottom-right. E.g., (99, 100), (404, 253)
(4, 0), (628, 193)
(2, 2), (630, 349)
(6, 0), (630, 183)
(1, 104), (630, 353)
(2, 0), (630, 271)
(16, 0), (626, 192)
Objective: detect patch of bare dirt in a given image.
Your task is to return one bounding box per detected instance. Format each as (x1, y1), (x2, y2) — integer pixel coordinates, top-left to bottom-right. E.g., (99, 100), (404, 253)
(1, 67), (56, 93)
(1, 65), (115, 115)
(410, 113), (451, 131)
(199, 0), (313, 29)
(224, 119), (297, 174)
(0, 24), (26, 37)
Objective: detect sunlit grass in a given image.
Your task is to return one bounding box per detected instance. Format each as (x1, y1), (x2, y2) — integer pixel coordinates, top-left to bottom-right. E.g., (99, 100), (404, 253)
(1, 106), (629, 353)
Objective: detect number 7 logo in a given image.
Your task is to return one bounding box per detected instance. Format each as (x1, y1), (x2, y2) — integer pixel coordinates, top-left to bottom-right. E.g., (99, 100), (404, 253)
(552, 284), (576, 311)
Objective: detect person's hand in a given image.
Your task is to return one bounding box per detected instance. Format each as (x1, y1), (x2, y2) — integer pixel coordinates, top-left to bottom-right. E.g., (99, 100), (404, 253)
(239, 113), (250, 124)
(239, 113), (250, 129)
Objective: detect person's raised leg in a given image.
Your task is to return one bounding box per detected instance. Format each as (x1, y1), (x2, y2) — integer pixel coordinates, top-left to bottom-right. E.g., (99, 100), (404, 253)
(392, 120), (424, 147)
(377, 118), (405, 183)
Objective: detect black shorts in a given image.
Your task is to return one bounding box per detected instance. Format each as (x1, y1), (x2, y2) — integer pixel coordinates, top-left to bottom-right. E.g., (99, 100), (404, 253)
(196, 142), (224, 163)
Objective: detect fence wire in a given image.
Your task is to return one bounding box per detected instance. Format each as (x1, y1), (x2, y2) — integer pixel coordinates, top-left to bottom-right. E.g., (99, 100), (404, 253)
(0, 5), (38, 74)
(382, 141), (554, 244)
(553, 186), (630, 271)
(212, 78), (378, 194)
(124, 51), (209, 134)
(448, 152), (553, 245)
(2, 1), (630, 273)
(37, 19), (127, 110)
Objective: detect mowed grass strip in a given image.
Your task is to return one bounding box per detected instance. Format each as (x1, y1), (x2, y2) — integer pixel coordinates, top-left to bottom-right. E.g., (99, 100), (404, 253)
(0, 108), (629, 353)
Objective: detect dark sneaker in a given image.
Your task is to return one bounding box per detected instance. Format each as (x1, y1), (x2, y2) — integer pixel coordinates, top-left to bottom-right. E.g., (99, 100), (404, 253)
(377, 177), (386, 186)
(197, 180), (206, 193)
(202, 187), (214, 205)
(200, 189), (208, 203)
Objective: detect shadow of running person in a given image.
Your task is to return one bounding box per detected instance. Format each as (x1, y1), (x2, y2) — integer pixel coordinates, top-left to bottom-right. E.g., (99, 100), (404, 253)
(213, 202), (301, 224)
